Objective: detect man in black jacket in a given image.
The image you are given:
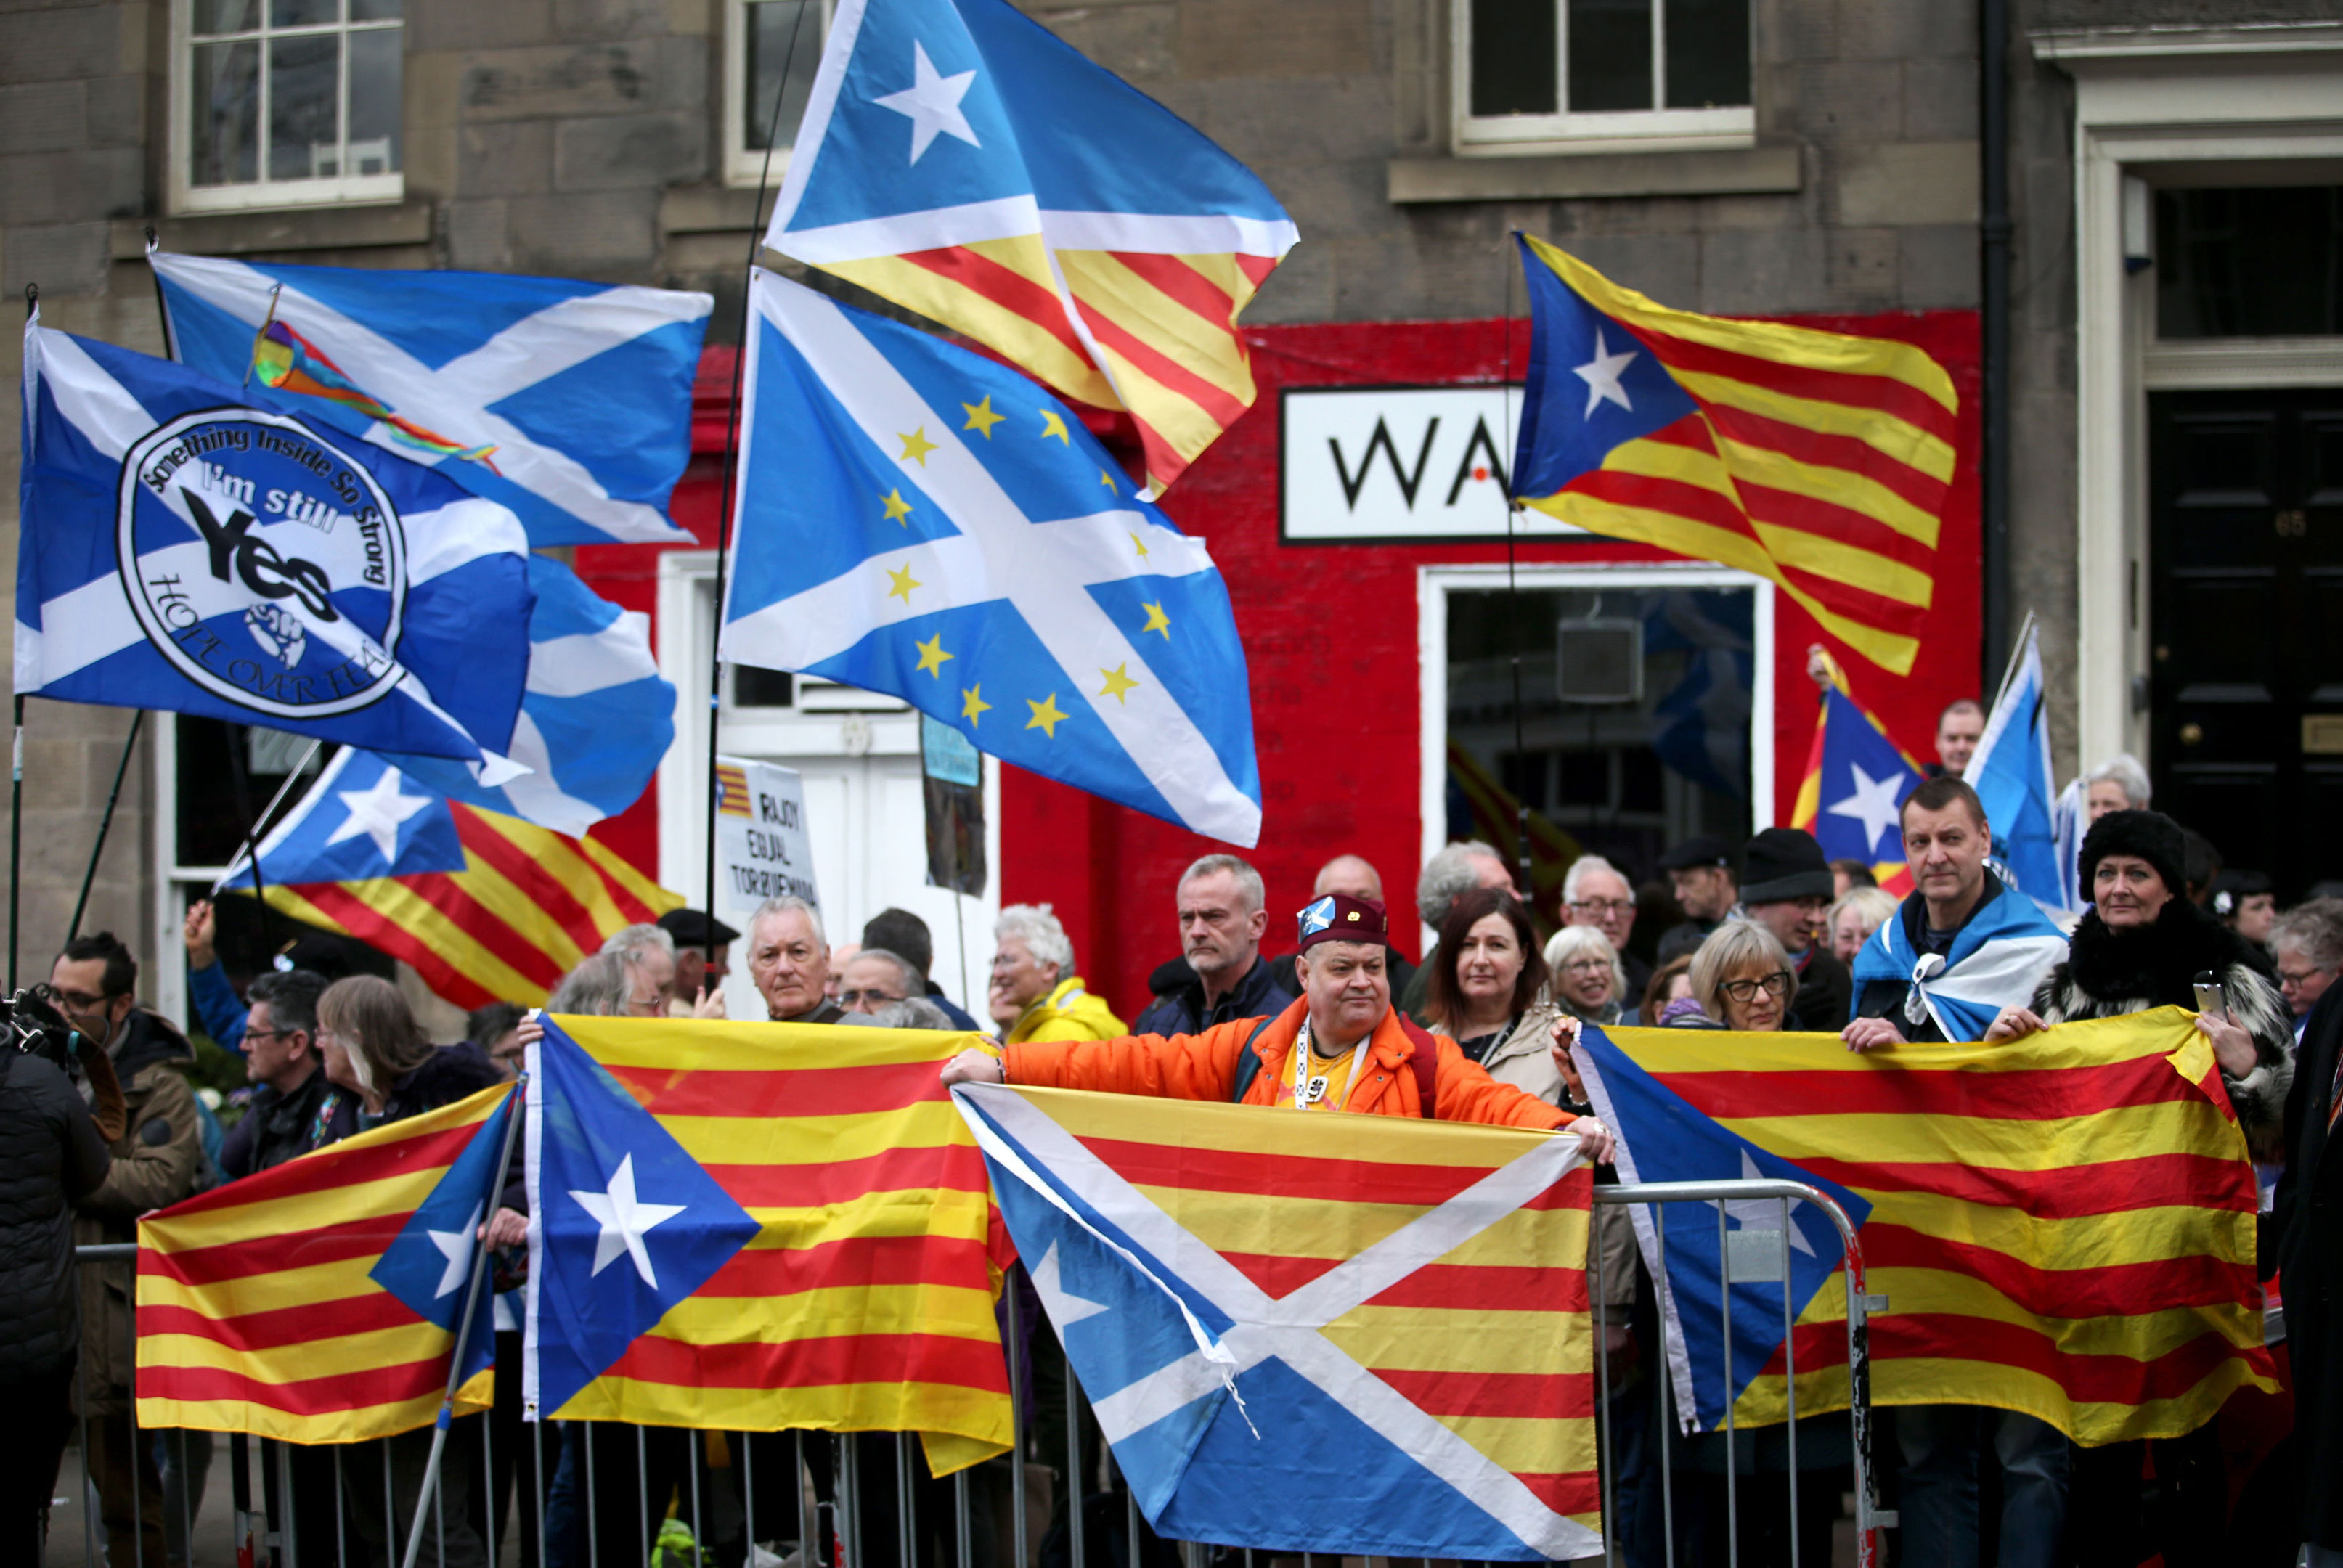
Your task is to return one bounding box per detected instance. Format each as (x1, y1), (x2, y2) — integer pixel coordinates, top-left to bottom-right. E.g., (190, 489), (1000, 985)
(1133, 854), (1294, 1037)
(2277, 983), (2343, 1567)
(1738, 828), (1854, 1032)
(219, 969), (355, 1180)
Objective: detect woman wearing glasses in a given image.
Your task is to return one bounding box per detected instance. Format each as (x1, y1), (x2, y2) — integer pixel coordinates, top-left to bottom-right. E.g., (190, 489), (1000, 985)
(1690, 919), (1798, 1032)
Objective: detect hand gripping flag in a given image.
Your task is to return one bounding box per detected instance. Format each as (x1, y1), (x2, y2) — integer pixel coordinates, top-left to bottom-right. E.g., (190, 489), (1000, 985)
(1511, 235), (1957, 674)
(1571, 1023), (1872, 1432)
(1967, 618), (2072, 915)
(765, 0), (1297, 492)
(1848, 872), (2067, 1042)
(724, 269), (1261, 846)
(1575, 1016), (2277, 1445)
(224, 748), (683, 1008)
(953, 1082), (1604, 1561)
(149, 248), (711, 546)
(18, 319), (533, 765)
(524, 1015), (1011, 1474)
(136, 1082), (513, 1443)
(1791, 685), (1926, 896)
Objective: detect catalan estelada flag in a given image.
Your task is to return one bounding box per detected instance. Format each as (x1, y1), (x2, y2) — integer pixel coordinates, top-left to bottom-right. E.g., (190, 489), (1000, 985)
(227, 748), (683, 1009)
(1575, 1014), (2278, 1446)
(1512, 236), (1955, 674)
(714, 762), (752, 818)
(136, 1082), (513, 1443)
(1790, 684), (1926, 895)
(763, 0), (1297, 493)
(523, 1016), (1011, 1475)
(953, 1082), (1603, 1561)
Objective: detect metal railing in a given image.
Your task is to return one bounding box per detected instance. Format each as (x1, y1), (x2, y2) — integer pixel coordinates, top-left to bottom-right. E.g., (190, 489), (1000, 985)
(55, 1176), (1880, 1568)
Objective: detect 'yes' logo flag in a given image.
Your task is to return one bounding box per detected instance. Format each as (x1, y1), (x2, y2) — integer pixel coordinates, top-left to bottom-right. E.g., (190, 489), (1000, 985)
(17, 319), (532, 765)
(722, 269), (1261, 847)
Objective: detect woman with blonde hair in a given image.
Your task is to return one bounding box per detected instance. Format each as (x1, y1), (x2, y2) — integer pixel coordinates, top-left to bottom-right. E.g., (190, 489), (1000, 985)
(1827, 885), (1901, 968)
(1690, 919), (1800, 1032)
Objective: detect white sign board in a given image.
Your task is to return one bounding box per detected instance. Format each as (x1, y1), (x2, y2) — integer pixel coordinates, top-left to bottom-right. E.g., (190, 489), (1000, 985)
(1279, 385), (1587, 542)
(713, 755), (819, 920)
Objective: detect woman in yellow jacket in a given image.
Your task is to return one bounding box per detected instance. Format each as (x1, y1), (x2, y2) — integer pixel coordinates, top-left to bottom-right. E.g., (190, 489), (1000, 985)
(987, 903), (1129, 1045)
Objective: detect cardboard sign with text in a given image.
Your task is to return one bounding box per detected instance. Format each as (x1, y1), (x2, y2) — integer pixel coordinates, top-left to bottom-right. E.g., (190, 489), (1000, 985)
(714, 755), (820, 919)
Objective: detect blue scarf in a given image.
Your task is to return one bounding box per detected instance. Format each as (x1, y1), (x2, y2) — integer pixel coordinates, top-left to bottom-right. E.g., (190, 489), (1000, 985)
(1849, 873), (2069, 1041)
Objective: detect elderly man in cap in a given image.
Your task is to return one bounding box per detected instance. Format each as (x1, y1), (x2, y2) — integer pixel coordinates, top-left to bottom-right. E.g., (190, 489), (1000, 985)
(1738, 827), (1854, 1031)
(1655, 836), (1738, 963)
(657, 908), (739, 1015)
(942, 894), (1613, 1156)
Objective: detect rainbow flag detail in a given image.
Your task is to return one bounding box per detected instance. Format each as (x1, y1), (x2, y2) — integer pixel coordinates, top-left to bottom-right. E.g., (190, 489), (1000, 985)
(136, 1083), (513, 1443)
(252, 318), (501, 469)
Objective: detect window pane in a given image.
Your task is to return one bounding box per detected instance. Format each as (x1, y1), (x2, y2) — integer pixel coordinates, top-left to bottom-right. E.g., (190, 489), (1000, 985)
(272, 0), (341, 26)
(193, 0), (260, 35)
(1664, 0), (1749, 107)
(190, 39), (261, 187)
(1470, 0), (1557, 118)
(347, 26), (403, 173)
(268, 33), (341, 181)
(351, 0), (403, 18)
(1569, 0), (1653, 113)
(2156, 187), (2343, 339)
(746, 0), (823, 151)
(734, 665), (796, 708)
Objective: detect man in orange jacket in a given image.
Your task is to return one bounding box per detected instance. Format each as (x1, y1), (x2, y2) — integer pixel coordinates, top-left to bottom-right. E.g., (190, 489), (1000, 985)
(942, 893), (1615, 1160)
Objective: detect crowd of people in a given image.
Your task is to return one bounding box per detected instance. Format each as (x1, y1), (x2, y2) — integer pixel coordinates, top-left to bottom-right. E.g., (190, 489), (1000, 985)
(4, 724), (2340, 1567)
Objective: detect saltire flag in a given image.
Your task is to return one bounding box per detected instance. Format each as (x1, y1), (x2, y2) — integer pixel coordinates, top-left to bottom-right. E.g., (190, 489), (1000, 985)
(524, 1015), (1011, 1474)
(953, 1082), (1604, 1561)
(765, 0), (1298, 492)
(1790, 685), (1926, 896)
(136, 1082), (514, 1442)
(1576, 1015), (2277, 1445)
(389, 554), (675, 837)
(1967, 618), (2072, 914)
(1510, 235), (1957, 675)
(723, 268), (1260, 846)
(223, 748), (683, 1008)
(1849, 870), (2067, 1042)
(18, 317), (534, 766)
(150, 248), (711, 546)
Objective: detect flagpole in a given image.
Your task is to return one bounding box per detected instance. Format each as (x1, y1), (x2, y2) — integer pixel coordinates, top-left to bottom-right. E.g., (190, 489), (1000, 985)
(221, 724), (285, 958)
(706, 3), (814, 928)
(400, 1078), (528, 1568)
(1499, 237), (1531, 897)
(67, 711), (144, 944)
(12, 282), (35, 991)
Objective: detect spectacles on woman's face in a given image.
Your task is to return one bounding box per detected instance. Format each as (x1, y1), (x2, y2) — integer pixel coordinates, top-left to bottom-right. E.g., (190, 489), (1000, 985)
(1720, 971), (1793, 1003)
(838, 988), (902, 1008)
(1560, 958), (1612, 976)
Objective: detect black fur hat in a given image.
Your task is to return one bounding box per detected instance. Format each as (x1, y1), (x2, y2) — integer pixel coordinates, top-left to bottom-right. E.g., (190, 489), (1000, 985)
(2078, 809), (2188, 906)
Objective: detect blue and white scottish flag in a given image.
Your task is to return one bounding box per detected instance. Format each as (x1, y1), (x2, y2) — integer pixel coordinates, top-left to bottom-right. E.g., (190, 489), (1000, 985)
(1848, 872), (2069, 1041)
(18, 319), (533, 765)
(388, 555), (673, 835)
(369, 1080), (517, 1387)
(149, 248), (710, 547)
(1966, 620), (2073, 915)
(1573, 1024), (1873, 1434)
(722, 268), (1262, 846)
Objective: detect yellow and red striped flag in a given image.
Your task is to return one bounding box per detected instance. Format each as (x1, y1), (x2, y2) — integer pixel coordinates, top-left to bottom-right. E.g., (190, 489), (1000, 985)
(1512, 236), (1956, 674)
(523, 1015), (1011, 1475)
(136, 1082), (514, 1443)
(954, 1082), (1603, 1559)
(1578, 1012), (2277, 1445)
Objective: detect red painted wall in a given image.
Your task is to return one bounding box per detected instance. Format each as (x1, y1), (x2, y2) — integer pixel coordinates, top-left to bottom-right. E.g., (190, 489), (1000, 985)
(592, 314), (1981, 1028)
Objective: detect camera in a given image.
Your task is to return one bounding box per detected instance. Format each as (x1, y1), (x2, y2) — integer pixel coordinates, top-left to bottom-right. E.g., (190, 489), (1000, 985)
(4, 986), (91, 1079)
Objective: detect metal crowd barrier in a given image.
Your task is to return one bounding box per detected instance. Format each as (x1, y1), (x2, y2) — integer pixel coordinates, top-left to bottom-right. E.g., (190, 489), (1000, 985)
(57, 1177), (1879, 1568)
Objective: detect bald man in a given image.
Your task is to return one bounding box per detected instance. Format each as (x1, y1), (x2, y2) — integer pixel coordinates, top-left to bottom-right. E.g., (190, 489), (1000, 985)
(1266, 854), (1417, 1000)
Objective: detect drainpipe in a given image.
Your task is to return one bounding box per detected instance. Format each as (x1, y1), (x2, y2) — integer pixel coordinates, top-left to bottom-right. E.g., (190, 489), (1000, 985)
(1979, 0), (2013, 687)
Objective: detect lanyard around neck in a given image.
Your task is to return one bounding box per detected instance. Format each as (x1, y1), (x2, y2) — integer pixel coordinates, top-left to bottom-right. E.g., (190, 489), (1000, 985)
(1292, 1018), (1372, 1111)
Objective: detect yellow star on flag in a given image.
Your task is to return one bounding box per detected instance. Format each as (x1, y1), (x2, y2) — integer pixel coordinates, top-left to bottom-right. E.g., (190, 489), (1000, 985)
(961, 684), (992, 725)
(1099, 468), (1118, 494)
(962, 396), (1003, 438)
(914, 634), (953, 678)
(1025, 693), (1068, 737)
(1039, 409), (1071, 445)
(886, 563), (921, 604)
(880, 488), (914, 526)
(1130, 531), (1149, 559)
(897, 427), (939, 466)
(1140, 601), (1172, 638)
(1098, 664), (1140, 705)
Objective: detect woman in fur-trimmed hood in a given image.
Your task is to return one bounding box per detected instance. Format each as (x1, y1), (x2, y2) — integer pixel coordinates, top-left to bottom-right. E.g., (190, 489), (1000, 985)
(1986, 809), (2293, 1155)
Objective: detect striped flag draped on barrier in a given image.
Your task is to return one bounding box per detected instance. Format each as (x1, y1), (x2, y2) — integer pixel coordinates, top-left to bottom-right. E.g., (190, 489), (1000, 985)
(1576, 1013), (2278, 1443)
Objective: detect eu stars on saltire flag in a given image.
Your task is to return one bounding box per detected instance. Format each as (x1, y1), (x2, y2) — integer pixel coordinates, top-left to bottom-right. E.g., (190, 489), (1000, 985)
(149, 248), (711, 547)
(1510, 235), (1958, 675)
(17, 317), (534, 767)
(523, 1016), (1012, 1474)
(722, 268), (1261, 847)
(136, 1082), (513, 1444)
(954, 1082), (1604, 1561)
(1791, 685), (1926, 897)
(224, 748), (684, 1009)
(1576, 1016), (2276, 1445)
(765, 0), (1297, 492)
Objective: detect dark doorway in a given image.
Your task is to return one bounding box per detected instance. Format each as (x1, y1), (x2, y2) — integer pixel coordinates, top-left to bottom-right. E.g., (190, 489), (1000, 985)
(2148, 388), (2343, 899)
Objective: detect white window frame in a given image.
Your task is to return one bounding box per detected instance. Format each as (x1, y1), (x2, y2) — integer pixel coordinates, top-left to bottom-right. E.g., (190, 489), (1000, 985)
(723, 0), (832, 188)
(1451, 0), (1754, 157)
(168, 0), (405, 215)
(1417, 561), (1776, 945)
